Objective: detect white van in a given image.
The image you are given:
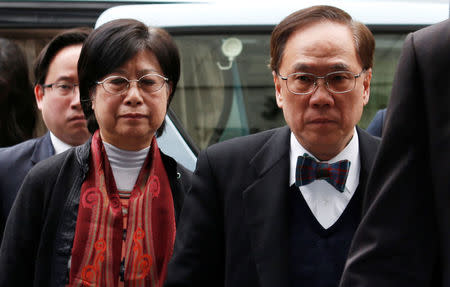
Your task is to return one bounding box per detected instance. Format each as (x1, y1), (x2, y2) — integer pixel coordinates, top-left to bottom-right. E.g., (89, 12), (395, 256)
(96, 0), (448, 170)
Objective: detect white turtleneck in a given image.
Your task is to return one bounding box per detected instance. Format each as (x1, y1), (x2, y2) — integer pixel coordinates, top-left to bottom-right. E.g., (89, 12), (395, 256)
(102, 141), (150, 193)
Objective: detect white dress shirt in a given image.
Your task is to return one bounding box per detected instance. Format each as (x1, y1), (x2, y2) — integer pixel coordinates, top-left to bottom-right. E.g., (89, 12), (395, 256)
(289, 127), (360, 229)
(49, 132), (73, 155)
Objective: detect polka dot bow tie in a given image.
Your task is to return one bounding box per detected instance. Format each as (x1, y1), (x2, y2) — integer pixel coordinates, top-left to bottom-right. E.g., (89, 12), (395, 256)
(295, 154), (351, 193)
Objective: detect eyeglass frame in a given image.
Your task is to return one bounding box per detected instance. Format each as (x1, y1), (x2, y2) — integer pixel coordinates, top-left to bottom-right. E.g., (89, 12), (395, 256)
(41, 81), (79, 96)
(277, 69), (366, 95)
(95, 73), (169, 95)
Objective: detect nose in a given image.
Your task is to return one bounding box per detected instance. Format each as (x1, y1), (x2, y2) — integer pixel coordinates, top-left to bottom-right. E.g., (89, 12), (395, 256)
(308, 78), (334, 108)
(124, 81), (143, 106)
(70, 85), (83, 110)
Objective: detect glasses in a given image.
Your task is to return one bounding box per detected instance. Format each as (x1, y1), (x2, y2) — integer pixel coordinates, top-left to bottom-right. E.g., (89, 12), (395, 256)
(278, 70), (365, 95)
(42, 82), (79, 96)
(96, 73), (168, 95)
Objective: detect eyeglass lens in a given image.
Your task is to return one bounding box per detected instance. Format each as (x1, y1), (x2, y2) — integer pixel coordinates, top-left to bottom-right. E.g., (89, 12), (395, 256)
(102, 74), (166, 95)
(52, 82), (78, 96)
(287, 71), (356, 94)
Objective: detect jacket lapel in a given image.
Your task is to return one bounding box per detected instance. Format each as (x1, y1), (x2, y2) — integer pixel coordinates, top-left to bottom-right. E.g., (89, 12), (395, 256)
(242, 126), (291, 287)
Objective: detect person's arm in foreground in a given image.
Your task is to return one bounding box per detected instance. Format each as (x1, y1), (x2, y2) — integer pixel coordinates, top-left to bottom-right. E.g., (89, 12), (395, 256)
(339, 29), (440, 287)
(165, 149), (225, 286)
(0, 165), (49, 286)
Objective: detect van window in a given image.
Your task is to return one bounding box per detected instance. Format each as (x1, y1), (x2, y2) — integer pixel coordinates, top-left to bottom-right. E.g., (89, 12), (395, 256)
(170, 32), (406, 150)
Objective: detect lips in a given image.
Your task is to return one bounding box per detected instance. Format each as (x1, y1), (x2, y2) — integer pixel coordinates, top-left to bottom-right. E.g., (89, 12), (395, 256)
(69, 115), (87, 122)
(309, 117), (336, 124)
(120, 113), (147, 119)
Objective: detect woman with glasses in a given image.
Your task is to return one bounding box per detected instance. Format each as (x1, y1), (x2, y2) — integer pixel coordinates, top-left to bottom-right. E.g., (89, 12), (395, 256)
(0, 19), (191, 287)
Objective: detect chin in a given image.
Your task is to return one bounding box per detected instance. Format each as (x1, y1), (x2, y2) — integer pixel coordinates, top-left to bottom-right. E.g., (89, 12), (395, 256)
(305, 133), (341, 148)
(122, 129), (153, 139)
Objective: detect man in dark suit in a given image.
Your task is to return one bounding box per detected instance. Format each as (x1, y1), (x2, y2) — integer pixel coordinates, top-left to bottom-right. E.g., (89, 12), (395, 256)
(339, 19), (450, 287)
(0, 28), (91, 241)
(165, 6), (380, 287)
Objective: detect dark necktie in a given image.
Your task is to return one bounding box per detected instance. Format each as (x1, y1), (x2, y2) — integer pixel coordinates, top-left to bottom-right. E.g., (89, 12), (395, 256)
(295, 154), (351, 193)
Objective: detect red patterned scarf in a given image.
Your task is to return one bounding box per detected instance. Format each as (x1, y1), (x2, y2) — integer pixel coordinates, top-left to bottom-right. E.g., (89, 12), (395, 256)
(69, 131), (175, 287)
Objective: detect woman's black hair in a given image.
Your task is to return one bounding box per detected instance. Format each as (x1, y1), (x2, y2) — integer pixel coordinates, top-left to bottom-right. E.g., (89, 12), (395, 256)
(78, 19), (181, 136)
(0, 38), (37, 147)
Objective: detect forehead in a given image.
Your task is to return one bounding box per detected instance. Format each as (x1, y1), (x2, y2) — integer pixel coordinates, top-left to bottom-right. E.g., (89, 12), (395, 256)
(281, 21), (361, 73)
(113, 49), (163, 75)
(46, 44), (82, 80)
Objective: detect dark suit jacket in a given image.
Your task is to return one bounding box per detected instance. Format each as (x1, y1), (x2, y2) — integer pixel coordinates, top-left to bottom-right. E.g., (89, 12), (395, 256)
(366, 108), (386, 137)
(0, 132), (54, 242)
(165, 126), (380, 287)
(339, 19), (450, 287)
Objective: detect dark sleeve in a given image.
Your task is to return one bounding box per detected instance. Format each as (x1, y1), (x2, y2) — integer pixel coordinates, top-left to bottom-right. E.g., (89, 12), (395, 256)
(165, 149), (224, 286)
(339, 32), (438, 286)
(0, 164), (52, 286)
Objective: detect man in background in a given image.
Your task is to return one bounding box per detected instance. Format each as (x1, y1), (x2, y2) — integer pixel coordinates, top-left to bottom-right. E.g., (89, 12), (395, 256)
(0, 28), (91, 241)
(366, 108), (386, 137)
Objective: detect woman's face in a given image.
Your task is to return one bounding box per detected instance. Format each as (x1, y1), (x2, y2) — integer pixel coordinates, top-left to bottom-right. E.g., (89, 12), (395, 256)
(92, 50), (171, 151)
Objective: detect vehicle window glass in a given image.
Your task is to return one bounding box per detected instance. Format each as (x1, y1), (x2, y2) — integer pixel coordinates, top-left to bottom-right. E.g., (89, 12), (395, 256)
(363, 33), (406, 127)
(170, 33), (406, 151)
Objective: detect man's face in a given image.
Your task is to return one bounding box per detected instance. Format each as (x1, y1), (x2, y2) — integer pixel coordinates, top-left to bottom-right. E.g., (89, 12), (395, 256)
(273, 21), (371, 160)
(35, 44), (90, 146)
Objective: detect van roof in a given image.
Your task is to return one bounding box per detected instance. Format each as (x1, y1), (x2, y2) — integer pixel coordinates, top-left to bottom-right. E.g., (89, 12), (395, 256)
(96, 1), (448, 29)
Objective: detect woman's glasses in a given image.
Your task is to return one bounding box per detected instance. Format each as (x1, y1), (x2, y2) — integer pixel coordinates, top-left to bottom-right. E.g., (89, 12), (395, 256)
(96, 73), (168, 95)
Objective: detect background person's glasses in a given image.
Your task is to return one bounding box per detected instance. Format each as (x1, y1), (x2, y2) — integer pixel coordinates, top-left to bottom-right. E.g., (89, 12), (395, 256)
(96, 73), (169, 95)
(42, 82), (79, 96)
(278, 70), (365, 95)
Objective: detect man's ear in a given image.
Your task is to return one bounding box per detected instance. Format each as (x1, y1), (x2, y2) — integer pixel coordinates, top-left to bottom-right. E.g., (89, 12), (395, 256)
(273, 71), (283, 108)
(362, 68), (372, 106)
(34, 85), (44, 110)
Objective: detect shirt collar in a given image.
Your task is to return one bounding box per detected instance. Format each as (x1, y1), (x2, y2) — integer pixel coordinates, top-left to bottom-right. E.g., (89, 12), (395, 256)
(49, 131), (73, 155)
(289, 127), (360, 193)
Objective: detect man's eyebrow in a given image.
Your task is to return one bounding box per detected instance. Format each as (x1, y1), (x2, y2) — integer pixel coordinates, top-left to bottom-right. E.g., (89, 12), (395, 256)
(291, 63), (311, 72)
(291, 63), (351, 72)
(330, 63), (350, 71)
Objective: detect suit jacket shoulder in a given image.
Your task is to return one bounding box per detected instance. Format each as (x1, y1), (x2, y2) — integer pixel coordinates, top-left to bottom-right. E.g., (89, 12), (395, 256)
(0, 132), (54, 241)
(204, 126), (290, 173)
(414, 18), (449, 56)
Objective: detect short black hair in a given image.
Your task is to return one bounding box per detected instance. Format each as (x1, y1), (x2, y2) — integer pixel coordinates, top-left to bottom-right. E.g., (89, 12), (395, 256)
(33, 27), (91, 85)
(78, 19), (180, 136)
